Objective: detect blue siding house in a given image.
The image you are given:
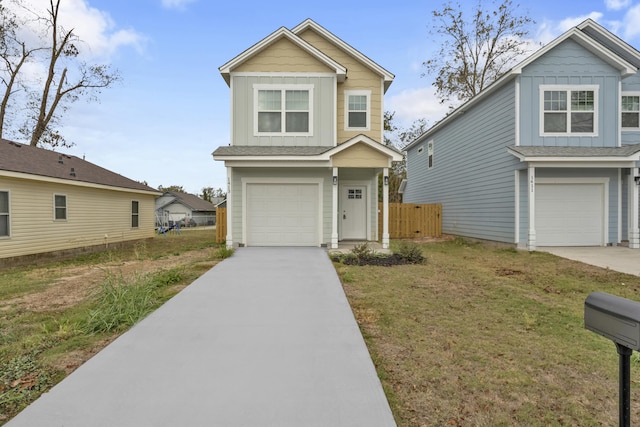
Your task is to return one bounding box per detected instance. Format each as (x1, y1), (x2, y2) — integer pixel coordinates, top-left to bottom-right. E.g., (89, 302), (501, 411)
(404, 19), (640, 250)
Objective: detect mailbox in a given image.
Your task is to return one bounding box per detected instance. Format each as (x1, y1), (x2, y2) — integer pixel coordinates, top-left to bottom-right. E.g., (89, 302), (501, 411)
(585, 292), (640, 351)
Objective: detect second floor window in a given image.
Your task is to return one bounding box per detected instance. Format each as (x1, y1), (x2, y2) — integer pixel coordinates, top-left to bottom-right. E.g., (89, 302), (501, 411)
(622, 94), (640, 129)
(345, 90), (371, 130)
(255, 85), (312, 135)
(541, 86), (598, 135)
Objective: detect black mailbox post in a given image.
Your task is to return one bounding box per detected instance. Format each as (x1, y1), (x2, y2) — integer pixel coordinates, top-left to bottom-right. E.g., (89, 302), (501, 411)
(585, 292), (640, 427)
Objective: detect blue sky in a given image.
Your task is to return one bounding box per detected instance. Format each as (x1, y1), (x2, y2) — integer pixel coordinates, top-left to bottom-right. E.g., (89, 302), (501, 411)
(8, 0), (640, 195)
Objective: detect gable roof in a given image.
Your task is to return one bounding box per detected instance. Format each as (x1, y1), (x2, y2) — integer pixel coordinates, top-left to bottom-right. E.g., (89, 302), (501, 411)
(291, 19), (395, 92)
(0, 139), (159, 194)
(405, 19), (640, 151)
(157, 191), (217, 212)
(218, 24), (347, 86)
(508, 144), (640, 161)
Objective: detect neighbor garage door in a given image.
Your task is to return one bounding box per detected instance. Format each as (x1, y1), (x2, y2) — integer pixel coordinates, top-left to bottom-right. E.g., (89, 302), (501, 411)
(246, 183), (319, 246)
(536, 183), (604, 246)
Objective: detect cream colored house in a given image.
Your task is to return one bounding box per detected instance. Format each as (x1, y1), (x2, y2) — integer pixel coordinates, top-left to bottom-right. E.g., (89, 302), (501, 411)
(213, 19), (402, 248)
(0, 139), (161, 261)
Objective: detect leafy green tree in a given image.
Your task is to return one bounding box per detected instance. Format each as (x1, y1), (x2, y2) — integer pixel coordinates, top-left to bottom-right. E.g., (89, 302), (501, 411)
(158, 185), (186, 193)
(202, 186), (226, 202)
(423, 0), (533, 104)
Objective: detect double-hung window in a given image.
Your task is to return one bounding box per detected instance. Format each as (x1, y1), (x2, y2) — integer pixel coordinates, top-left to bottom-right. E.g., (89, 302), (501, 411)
(54, 194), (67, 220)
(622, 93), (640, 129)
(254, 85), (313, 135)
(540, 85), (598, 135)
(131, 201), (139, 228)
(345, 90), (371, 130)
(0, 191), (9, 237)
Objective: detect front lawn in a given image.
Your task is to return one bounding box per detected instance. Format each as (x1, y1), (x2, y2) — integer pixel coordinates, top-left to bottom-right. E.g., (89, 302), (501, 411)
(336, 237), (640, 426)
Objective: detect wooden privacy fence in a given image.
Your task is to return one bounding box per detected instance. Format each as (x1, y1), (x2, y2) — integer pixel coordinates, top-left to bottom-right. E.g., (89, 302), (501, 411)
(216, 208), (227, 243)
(215, 203), (442, 243)
(379, 203), (442, 240)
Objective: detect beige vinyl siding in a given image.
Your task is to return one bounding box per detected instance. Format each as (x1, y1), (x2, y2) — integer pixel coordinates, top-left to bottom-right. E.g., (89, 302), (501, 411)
(0, 176), (156, 260)
(297, 29), (383, 144)
(234, 38), (334, 74)
(331, 142), (390, 167)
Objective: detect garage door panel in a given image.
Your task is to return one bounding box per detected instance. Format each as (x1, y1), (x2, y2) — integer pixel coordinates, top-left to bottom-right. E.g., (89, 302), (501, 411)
(536, 183), (604, 246)
(247, 183), (319, 246)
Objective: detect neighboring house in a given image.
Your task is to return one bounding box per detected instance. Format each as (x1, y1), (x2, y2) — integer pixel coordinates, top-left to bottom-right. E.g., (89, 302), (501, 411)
(403, 19), (640, 250)
(0, 139), (161, 260)
(213, 19), (402, 248)
(155, 191), (218, 226)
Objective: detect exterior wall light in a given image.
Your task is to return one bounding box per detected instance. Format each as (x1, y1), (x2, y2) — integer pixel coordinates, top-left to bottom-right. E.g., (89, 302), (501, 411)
(384, 176), (389, 186)
(333, 176), (338, 185)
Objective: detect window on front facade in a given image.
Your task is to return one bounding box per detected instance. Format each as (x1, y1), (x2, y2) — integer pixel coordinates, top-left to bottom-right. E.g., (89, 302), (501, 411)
(0, 191), (9, 237)
(54, 194), (67, 220)
(541, 86), (597, 135)
(131, 201), (139, 228)
(255, 85), (312, 135)
(345, 90), (370, 130)
(622, 94), (640, 129)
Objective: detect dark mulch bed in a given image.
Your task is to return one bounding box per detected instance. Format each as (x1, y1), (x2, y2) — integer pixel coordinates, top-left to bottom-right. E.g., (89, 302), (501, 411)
(331, 254), (421, 266)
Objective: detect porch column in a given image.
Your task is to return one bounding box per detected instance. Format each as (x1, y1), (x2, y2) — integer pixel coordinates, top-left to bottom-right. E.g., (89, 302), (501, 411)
(226, 166), (233, 249)
(331, 167), (339, 249)
(630, 169), (640, 249)
(527, 166), (536, 251)
(382, 167), (390, 249)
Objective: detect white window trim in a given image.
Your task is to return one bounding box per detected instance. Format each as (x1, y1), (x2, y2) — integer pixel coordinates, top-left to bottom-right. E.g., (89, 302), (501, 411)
(0, 190), (9, 238)
(539, 85), (599, 137)
(622, 91), (640, 131)
(427, 140), (434, 169)
(131, 200), (139, 229)
(54, 193), (67, 221)
(253, 84), (314, 137)
(344, 90), (371, 131)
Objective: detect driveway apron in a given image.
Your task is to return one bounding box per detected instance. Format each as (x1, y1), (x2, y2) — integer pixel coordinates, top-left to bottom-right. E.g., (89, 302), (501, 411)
(7, 247), (396, 427)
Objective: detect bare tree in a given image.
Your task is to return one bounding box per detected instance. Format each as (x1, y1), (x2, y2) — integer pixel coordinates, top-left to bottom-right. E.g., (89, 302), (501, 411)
(24, 0), (120, 147)
(423, 0), (533, 104)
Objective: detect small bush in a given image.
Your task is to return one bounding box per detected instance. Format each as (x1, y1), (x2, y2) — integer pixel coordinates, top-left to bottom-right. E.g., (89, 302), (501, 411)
(351, 243), (374, 260)
(394, 242), (425, 264)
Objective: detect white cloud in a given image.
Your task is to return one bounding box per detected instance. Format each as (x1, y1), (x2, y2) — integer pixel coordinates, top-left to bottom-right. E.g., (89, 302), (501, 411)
(161, 0), (197, 9)
(386, 87), (453, 128)
(622, 3), (640, 41)
(606, 0), (631, 11)
(7, 0), (146, 61)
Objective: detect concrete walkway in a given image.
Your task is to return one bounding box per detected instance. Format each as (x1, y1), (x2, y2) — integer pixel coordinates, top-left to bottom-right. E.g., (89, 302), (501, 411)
(539, 246), (640, 277)
(7, 248), (396, 427)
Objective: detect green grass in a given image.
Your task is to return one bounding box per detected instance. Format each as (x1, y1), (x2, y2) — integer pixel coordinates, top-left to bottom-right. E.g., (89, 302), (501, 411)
(338, 238), (640, 426)
(0, 230), (228, 424)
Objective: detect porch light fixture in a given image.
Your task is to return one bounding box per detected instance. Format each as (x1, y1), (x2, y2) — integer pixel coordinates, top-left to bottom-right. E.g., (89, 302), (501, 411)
(384, 176), (389, 186)
(635, 175), (640, 185)
(333, 176), (338, 185)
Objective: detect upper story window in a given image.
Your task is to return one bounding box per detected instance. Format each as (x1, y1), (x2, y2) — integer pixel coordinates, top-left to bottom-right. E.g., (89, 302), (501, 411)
(622, 93), (640, 129)
(427, 141), (434, 169)
(131, 200), (139, 228)
(345, 90), (371, 131)
(54, 194), (67, 220)
(254, 84), (313, 135)
(540, 85), (598, 136)
(0, 191), (9, 237)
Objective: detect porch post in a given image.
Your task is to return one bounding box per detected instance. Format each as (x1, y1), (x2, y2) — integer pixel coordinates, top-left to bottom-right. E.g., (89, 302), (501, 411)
(331, 167), (339, 249)
(226, 166), (233, 248)
(382, 167), (390, 249)
(527, 166), (536, 251)
(630, 169), (640, 249)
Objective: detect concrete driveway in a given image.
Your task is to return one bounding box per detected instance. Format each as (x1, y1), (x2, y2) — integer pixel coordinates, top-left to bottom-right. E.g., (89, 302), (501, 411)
(539, 246), (640, 277)
(6, 247), (396, 427)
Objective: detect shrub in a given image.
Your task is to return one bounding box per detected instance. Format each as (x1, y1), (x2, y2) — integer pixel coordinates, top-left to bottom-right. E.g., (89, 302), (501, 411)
(394, 242), (425, 264)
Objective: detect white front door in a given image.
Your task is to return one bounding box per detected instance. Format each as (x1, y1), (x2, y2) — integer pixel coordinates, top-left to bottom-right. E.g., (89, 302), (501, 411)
(341, 186), (367, 240)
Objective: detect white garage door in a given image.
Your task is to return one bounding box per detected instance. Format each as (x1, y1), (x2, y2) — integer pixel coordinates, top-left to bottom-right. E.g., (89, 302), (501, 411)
(536, 183), (604, 246)
(246, 183), (319, 246)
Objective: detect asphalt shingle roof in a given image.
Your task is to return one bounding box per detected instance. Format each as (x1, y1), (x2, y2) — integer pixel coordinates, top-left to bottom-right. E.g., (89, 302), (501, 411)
(213, 146), (332, 156)
(508, 144), (640, 158)
(0, 139), (158, 192)
(161, 191), (217, 212)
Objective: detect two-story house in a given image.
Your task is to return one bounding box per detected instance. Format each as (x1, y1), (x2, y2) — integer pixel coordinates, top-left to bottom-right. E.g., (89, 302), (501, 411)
(213, 19), (402, 249)
(403, 19), (640, 251)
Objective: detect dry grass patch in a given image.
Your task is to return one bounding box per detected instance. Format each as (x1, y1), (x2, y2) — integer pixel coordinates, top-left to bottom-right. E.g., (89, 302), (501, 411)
(337, 238), (640, 426)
